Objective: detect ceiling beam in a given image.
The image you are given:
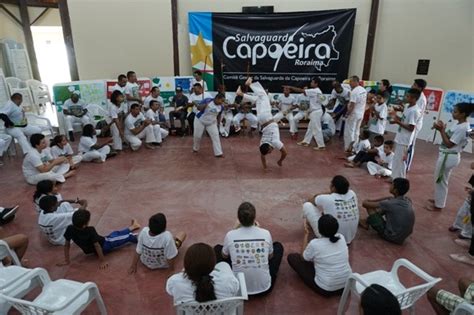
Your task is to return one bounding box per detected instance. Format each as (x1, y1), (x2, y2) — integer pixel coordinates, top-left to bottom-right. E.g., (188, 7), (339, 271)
(0, 0), (58, 8)
(0, 4), (22, 26)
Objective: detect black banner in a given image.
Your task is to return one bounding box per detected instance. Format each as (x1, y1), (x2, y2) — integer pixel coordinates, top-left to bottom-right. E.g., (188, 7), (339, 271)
(212, 9), (356, 93)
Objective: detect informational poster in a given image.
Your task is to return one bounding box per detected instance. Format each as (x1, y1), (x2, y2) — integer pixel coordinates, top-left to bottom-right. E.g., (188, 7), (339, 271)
(151, 76), (193, 107)
(105, 78), (151, 100)
(53, 80), (107, 110)
(388, 84), (411, 105)
(189, 9), (356, 92)
(423, 88), (443, 112)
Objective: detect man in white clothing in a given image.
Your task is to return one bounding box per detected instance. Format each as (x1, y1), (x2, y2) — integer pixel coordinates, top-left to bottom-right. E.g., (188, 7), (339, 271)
(124, 104), (157, 150)
(143, 86), (164, 110)
(289, 92), (310, 139)
(187, 83), (213, 133)
(62, 92), (91, 141)
(0, 93), (42, 154)
(111, 74), (129, 114)
(0, 133), (13, 166)
(124, 71), (142, 109)
(406, 79), (427, 171)
(273, 87), (298, 136)
(145, 100), (169, 144)
(190, 70), (208, 92)
(344, 76), (367, 152)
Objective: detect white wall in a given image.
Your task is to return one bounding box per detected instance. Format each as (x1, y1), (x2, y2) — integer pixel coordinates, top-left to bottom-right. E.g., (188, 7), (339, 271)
(67, 0), (174, 80)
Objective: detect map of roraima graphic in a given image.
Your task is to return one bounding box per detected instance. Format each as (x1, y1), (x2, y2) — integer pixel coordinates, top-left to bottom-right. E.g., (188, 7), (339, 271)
(301, 25), (340, 71)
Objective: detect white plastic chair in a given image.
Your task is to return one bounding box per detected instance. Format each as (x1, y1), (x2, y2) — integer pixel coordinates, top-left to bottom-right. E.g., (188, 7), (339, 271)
(337, 258), (442, 315)
(452, 302), (474, 315)
(27, 79), (51, 111)
(1, 267), (107, 315)
(5, 77), (37, 114)
(175, 272), (248, 315)
(25, 112), (55, 137)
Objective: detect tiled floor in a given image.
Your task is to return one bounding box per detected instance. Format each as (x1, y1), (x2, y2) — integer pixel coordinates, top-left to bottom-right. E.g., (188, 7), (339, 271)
(0, 131), (472, 314)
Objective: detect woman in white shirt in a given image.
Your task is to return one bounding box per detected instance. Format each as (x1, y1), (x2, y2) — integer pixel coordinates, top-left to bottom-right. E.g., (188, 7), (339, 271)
(50, 135), (82, 168)
(78, 124), (114, 163)
(288, 214), (352, 296)
(166, 243), (239, 304)
(428, 103), (473, 211)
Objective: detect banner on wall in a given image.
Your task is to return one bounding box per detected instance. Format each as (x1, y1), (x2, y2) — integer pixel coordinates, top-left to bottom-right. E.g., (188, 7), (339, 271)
(105, 78), (151, 100)
(53, 80), (107, 110)
(188, 9), (356, 93)
(151, 76), (194, 107)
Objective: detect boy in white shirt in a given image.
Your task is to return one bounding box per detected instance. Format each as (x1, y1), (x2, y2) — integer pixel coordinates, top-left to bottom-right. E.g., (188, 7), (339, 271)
(216, 85), (236, 137)
(288, 92), (310, 139)
(124, 104), (157, 150)
(367, 140), (395, 178)
(50, 135), (82, 169)
(38, 195), (87, 245)
(273, 87), (298, 132)
(344, 76), (367, 152)
(23, 134), (74, 185)
(368, 91), (388, 138)
(345, 129), (371, 164)
(0, 93), (42, 154)
(0, 134), (12, 166)
(285, 77), (326, 151)
(124, 71), (142, 109)
(406, 79), (427, 171)
(129, 213), (186, 273)
(62, 92), (91, 141)
(345, 135), (384, 168)
(214, 202), (284, 296)
(302, 175), (359, 244)
(79, 124), (114, 162)
(145, 100), (169, 145)
(389, 88), (422, 180)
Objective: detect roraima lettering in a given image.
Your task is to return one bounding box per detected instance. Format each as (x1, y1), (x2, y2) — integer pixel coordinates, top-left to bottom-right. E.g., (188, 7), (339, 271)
(222, 24), (340, 71)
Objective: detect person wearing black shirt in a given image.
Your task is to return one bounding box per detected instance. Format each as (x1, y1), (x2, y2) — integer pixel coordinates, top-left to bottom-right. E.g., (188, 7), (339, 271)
(59, 209), (140, 269)
(169, 87), (189, 135)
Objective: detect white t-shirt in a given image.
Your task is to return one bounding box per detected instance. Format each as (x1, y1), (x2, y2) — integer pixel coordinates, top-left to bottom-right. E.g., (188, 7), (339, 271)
(368, 103), (388, 135)
(197, 101), (222, 125)
(166, 262), (239, 305)
(34, 193), (64, 213)
(415, 93), (427, 132)
(63, 98), (86, 114)
(106, 102), (120, 124)
(305, 88), (323, 112)
(297, 94), (310, 112)
(330, 88), (351, 106)
(189, 92), (213, 113)
(303, 234), (352, 291)
(38, 208), (75, 245)
(315, 190), (359, 244)
(441, 121), (470, 153)
(321, 113), (336, 135)
(144, 95), (164, 109)
(222, 226), (273, 295)
(50, 144), (74, 158)
(277, 94), (296, 113)
(394, 105), (421, 146)
(145, 108), (161, 123)
(78, 136), (98, 153)
(261, 122), (283, 150)
(124, 82), (140, 107)
(0, 100), (26, 125)
(354, 139), (371, 154)
(111, 84), (128, 114)
(349, 86), (367, 118)
(190, 78), (208, 91)
(379, 151), (395, 170)
(125, 113), (146, 137)
(22, 149), (44, 178)
(136, 228), (177, 269)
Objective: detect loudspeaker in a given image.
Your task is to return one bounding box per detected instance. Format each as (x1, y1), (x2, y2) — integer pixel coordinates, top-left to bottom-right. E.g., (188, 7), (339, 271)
(242, 6), (274, 14)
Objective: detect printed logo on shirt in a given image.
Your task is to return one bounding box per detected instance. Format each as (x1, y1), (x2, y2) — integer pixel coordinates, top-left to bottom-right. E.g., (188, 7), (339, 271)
(134, 119), (144, 128)
(232, 239), (269, 269)
(333, 197), (358, 222)
(142, 245), (167, 267)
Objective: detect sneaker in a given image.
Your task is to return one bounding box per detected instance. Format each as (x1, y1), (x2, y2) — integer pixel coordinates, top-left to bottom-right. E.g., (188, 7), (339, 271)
(448, 226), (461, 232)
(1, 205), (18, 220)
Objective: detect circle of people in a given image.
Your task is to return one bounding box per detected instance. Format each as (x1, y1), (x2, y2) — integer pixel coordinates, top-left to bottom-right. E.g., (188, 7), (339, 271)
(0, 70), (473, 314)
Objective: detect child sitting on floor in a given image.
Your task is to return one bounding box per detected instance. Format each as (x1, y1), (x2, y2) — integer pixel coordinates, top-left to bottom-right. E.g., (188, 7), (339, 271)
(367, 140), (395, 178)
(346, 129), (371, 163)
(345, 134), (384, 168)
(79, 124), (116, 163)
(38, 195), (87, 245)
(128, 213), (186, 273)
(58, 209), (140, 269)
(50, 134), (82, 169)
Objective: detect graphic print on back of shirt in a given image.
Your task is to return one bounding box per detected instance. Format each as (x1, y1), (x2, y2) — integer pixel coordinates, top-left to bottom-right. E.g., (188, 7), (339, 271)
(233, 239), (269, 269)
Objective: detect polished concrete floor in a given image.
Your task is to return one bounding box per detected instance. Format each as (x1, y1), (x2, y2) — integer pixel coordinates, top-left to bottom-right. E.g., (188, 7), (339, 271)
(0, 131), (472, 314)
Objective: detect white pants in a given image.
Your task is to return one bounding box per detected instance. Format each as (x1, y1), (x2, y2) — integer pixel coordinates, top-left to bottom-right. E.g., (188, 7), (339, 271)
(65, 115), (91, 131)
(110, 123), (122, 151)
(25, 163), (70, 185)
(71, 155), (82, 165)
(152, 125), (169, 143)
(5, 125), (42, 154)
(323, 129), (335, 143)
(290, 111), (307, 134)
(125, 125), (156, 151)
(344, 115), (362, 151)
(302, 110), (325, 147)
(81, 146), (111, 162)
(434, 152), (461, 208)
(0, 134), (13, 157)
(302, 202), (322, 237)
(193, 118), (223, 156)
(452, 198), (472, 238)
(392, 143), (408, 179)
(219, 112), (233, 137)
(406, 127), (421, 172)
(233, 113), (258, 129)
(367, 161), (392, 177)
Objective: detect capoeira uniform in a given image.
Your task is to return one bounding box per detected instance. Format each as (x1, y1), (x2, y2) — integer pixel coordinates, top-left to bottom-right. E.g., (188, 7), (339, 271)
(51, 143), (82, 166)
(301, 87), (325, 148)
(22, 148), (69, 185)
(0, 100), (41, 154)
(321, 112), (336, 143)
(219, 95), (234, 137)
(112, 84), (129, 114)
(452, 196), (472, 239)
(273, 94), (297, 134)
(290, 94), (310, 135)
(145, 108), (169, 144)
(124, 112), (157, 151)
(344, 86), (367, 151)
(0, 134), (13, 159)
(233, 103), (258, 132)
(62, 98), (91, 132)
(367, 151), (394, 177)
(105, 102), (124, 151)
(329, 86), (351, 132)
(433, 121), (470, 208)
(193, 99), (223, 156)
(406, 93), (427, 171)
(78, 135), (111, 162)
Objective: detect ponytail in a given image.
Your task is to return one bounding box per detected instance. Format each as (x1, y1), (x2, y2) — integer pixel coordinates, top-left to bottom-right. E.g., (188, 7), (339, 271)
(50, 135), (64, 147)
(318, 214), (340, 243)
(329, 235), (340, 243)
(194, 275), (216, 302)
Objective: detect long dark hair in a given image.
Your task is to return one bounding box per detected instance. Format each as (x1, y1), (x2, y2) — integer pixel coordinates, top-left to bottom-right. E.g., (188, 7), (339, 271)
(318, 214), (340, 243)
(50, 135), (66, 147)
(33, 180), (54, 201)
(110, 90), (123, 106)
(82, 124), (95, 138)
(184, 243), (217, 302)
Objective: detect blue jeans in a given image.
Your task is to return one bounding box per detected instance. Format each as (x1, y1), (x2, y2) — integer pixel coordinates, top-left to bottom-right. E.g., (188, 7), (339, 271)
(102, 228), (137, 253)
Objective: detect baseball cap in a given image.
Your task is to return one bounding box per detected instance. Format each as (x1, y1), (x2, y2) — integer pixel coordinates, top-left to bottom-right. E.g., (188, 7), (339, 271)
(175, 86), (183, 92)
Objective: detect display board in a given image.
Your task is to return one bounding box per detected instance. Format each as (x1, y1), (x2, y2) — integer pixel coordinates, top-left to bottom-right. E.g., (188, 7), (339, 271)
(53, 80), (107, 111)
(151, 76), (193, 107)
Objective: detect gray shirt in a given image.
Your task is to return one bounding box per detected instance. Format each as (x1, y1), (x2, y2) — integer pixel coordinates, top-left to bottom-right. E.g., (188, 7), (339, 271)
(379, 196), (415, 244)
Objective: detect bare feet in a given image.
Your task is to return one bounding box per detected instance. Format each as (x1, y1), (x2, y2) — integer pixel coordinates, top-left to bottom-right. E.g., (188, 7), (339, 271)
(297, 141), (309, 147)
(64, 170), (76, 179)
(313, 146), (325, 151)
(344, 162), (355, 168)
(145, 144), (156, 150)
(424, 205), (443, 212)
(236, 85), (243, 97)
(245, 77), (252, 86)
(454, 239), (470, 248)
(129, 219), (141, 231)
(449, 253), (474, 266)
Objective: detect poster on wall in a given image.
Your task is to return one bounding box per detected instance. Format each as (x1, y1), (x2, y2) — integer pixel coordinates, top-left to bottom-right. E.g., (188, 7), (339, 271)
(53, 80), (107, 110)
(105, 78), (151, 100)
(151, 76), (193, 107)
(188, 9), (356, 93)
